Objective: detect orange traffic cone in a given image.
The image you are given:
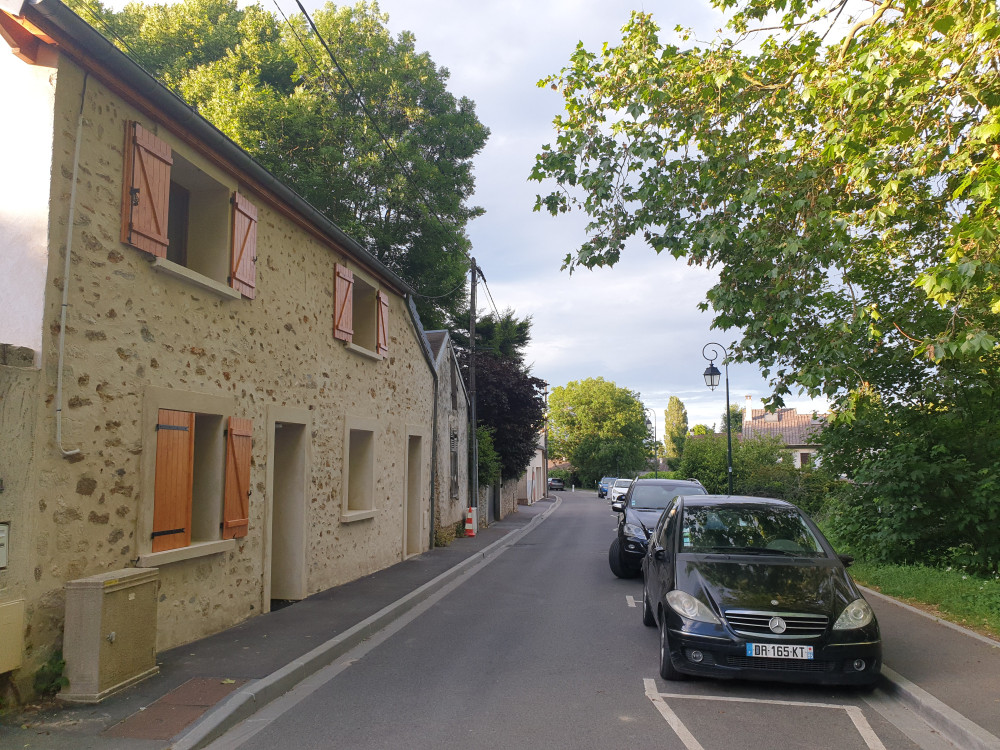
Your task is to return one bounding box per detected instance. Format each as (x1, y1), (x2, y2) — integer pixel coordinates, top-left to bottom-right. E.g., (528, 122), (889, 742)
(464, 507), (476, 537)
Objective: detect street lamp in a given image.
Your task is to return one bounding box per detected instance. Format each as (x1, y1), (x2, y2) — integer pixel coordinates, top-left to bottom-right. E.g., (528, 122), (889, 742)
(644, 407), (658, 478)
(702, 342), (734, 495)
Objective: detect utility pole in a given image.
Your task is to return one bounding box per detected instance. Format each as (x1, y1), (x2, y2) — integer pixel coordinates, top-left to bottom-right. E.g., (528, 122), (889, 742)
(468, 257), (478, 515)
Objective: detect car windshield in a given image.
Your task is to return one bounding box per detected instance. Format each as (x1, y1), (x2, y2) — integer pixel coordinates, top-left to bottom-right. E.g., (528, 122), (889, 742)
(630, 484), (705, 510)
(681, 504), (825, 556)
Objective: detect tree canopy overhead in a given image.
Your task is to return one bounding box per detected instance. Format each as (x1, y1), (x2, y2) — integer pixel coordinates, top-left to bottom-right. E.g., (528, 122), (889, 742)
(75, 0), (489, 329)
(531, 0), (1000, 408)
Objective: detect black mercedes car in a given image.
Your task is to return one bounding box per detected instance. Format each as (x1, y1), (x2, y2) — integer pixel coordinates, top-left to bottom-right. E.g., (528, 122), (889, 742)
(641, 495), (881, 686)
(608, 478), (706, 578)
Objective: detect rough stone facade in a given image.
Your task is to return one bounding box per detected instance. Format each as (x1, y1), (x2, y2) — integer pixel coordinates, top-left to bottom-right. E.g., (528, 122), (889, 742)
(0, 11), (436, 701)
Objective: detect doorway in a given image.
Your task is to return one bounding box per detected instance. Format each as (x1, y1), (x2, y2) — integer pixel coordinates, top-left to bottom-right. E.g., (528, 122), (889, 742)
(269, 419), (307, 608)
(404, 434), (423, 557)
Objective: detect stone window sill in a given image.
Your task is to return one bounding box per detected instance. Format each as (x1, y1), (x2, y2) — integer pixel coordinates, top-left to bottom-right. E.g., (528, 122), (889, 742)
(136, 538), (235, 567)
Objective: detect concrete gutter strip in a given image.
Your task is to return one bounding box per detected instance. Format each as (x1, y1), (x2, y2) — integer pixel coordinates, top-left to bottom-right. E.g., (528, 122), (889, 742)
(878, 667), (1000, 750)
(171, 498), (562, 750)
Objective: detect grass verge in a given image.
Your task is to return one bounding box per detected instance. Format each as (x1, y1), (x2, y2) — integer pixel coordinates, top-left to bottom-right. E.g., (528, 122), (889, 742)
(849, 562), (1000, 641)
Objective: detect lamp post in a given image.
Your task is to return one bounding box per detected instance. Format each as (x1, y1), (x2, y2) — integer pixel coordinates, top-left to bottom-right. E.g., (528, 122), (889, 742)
(644, 407), (658, 478)
(702, 343), (734, 495)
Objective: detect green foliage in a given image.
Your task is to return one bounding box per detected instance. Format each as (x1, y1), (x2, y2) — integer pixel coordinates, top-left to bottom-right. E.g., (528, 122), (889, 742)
(73, 0), (488, 328)
(662, 396), (688, 467)
(690, 424), (711, 436)
(821, 387), (1000, 575)
(475, 426), (501, 487)
(548, 378), (650, 485)
(846, 562), (1000, 641)
(724, 403), (743, 435)
(678, 433), (789, 495)
(531, 0), (1000, 399)
(33, 650), (68, 697)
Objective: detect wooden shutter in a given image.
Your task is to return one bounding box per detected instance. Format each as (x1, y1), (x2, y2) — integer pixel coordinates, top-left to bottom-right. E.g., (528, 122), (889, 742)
(230, 192), (258, 299)
(121, 122), (172, 258)
(375, 290), (389, 355)
(152, 409), (194, 552)
(333, 263), (354, 342)
(223, 417), (252, 539)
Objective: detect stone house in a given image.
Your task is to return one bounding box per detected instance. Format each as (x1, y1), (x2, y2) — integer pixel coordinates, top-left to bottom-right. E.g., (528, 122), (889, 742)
(424, 331), (470, 541)
(742, 396), (826, 469)
(0, 0), (441, 701)
(516, 430), (546, 505)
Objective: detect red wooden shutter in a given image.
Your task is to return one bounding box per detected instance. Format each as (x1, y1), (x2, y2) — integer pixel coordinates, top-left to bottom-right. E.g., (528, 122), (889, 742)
(152, 409), (194, 552)
(376, 290), (389, 355)
(333, 263), (354, 342)
(223, 417), (252, 539)
(121, 122), (172, 257)
(231, 192), (258, 299)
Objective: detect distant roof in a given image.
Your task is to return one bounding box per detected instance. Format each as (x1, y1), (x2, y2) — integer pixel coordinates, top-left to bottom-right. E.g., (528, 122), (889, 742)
(425, 331), (447, 360)
(743, 408), (825, 447)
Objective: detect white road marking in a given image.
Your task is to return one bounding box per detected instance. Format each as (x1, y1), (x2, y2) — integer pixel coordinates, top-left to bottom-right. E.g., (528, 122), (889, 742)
(626, 595), (637, 608)
(644, 678), (887, 750)
(643, 679), (706, 750)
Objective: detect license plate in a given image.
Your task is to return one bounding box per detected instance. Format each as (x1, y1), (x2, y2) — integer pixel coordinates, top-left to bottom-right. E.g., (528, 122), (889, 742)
(746, 643), (814, 659)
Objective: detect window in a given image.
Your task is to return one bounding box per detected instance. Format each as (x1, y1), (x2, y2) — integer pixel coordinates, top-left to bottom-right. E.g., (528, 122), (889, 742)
(121, 121), (257, 298)
(150, 409), (251, 553)
(333, 263), (388, 355)
(343, 417), (377, 520)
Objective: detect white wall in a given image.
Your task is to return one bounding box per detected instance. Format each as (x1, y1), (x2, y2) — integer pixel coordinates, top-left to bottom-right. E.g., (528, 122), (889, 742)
(0, 51), (56, 359)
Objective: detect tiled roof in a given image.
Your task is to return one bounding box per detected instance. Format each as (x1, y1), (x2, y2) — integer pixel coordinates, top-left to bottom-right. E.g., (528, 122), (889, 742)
(743, 408), (825, 447)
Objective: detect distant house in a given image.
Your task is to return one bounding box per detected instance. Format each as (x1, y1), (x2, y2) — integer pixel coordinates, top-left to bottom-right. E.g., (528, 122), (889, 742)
(742, 396), (826, 469)
(424, 331), (470, 538)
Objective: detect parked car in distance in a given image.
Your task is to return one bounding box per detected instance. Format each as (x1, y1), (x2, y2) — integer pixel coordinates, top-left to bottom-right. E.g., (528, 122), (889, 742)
(597, 477), (616, 498)
(641, 494), (881, 686)
(609, 478), (706, 578)
(547, 477), (565, 491)
(609, 478), (634, 503)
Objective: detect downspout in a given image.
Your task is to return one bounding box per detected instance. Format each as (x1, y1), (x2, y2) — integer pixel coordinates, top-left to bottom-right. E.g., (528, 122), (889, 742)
(55, 72), (89, 458)
(429, 363), (438, 551)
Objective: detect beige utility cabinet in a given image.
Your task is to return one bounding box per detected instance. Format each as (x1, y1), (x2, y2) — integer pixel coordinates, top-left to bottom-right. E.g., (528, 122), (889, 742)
(61, 568), (160, 703)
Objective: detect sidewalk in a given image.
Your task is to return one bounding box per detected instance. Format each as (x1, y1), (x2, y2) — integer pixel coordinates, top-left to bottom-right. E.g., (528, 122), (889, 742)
(0, 500), (556, 750)
(2, 496), (999, 750)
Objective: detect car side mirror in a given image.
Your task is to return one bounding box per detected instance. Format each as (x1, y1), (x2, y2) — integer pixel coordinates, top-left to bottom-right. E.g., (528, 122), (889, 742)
(611, 501), (625, 513)
(652, 545), (666, 561)
(838, 553), (854, 568)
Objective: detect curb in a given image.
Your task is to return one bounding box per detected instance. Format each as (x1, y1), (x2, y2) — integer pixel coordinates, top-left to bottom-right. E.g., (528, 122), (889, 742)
(171, 498), (562, 750)
(878, 667), (1000, 750)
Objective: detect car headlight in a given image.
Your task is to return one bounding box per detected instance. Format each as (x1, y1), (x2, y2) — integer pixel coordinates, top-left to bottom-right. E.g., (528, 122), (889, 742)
(666, 590), (720, 624)
(623, 523), (646, 539)
(833, 598), (875, 630)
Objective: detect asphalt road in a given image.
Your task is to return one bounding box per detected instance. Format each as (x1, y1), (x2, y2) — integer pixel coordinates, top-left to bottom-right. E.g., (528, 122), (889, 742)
(204, 492), (942, 750)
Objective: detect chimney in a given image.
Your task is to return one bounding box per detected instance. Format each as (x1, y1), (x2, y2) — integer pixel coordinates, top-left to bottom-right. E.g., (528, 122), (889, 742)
(744, 395), (752, 424)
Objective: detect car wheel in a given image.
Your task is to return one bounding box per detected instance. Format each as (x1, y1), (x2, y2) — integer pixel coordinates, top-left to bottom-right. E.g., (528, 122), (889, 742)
(608, 538), (638, 579)
(642, 585), (656, 627)
(659, 615), (686, 681)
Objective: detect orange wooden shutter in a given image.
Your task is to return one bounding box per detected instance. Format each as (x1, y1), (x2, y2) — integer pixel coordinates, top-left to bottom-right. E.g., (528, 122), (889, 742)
(230, 192), (258, 299)
(121, 122), (172, 258)
(152, 409), (194, 552)
(223, 417), (252, 539)
(376, 290), (389, 355)
(333, 263), (354, 342)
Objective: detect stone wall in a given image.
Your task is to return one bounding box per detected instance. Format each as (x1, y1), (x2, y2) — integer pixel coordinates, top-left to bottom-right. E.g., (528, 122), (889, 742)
(1, 51), (435, 697)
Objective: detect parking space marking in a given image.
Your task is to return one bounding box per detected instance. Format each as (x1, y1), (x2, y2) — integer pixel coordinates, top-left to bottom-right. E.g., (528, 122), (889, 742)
(643, 678), (887, 750)
(626, 596), (637, 608)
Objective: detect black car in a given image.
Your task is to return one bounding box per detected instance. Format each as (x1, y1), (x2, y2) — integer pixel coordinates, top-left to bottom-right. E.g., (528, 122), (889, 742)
(547, 477), (565, 491)
(641, 495), (881, 686)
(608, 478), (706, 578)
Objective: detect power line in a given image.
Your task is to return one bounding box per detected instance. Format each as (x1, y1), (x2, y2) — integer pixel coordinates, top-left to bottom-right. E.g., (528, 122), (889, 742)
(477, 267), (501, 318)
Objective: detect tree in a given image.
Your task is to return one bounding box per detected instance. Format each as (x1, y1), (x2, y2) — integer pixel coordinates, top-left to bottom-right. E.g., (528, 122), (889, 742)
(530, 1), (1000, 405)
(690, 424), (711, 436)
(547, 378), (649, 485)
(679, 434), (788, 495)
(455, 310), (546, 484)
(724, 404), (743, 435)
(662, 396), (688, 467)
(74, 0), (489, 329)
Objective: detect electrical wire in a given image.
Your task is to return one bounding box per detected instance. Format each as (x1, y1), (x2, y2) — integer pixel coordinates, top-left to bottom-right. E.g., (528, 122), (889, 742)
(477, 268), (501, 318)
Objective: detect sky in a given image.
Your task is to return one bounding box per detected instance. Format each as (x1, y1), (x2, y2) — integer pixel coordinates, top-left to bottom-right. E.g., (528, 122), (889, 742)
(355, 0), (830, 431)
(102, 0), (831, 431)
